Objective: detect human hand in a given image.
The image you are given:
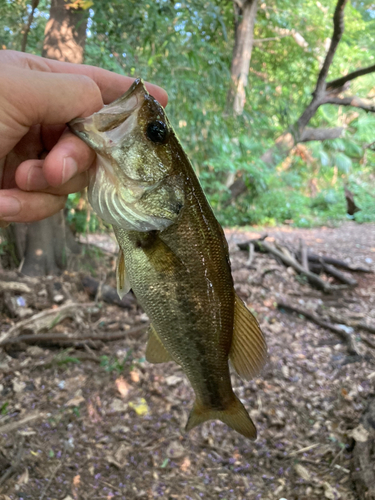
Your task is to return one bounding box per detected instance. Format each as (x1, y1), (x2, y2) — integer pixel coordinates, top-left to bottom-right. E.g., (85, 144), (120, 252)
(0, 50), (168, 225)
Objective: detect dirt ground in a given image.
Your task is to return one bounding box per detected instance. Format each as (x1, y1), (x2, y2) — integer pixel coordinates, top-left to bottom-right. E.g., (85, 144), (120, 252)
(1, 221), (375, 500)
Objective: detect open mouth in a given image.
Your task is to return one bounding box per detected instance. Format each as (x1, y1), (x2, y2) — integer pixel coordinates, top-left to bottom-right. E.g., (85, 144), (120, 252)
(68, 79), (148, 150)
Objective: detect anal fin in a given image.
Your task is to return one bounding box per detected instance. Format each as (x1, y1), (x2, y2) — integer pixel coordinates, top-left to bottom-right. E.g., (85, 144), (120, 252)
(145, 324), (173, 364)
(229, 293), (267, 380)
(116, 248), (131, 299)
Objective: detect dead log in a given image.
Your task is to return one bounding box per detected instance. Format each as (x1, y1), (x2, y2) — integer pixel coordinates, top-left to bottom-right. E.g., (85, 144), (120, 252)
(351, 397), (375, 499)
(81, 275), (135, 309)
(277, 300), (360, 356)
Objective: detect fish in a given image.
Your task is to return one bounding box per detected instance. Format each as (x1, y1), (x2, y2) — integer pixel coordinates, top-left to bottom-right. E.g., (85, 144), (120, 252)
(69, 79), (267, 439)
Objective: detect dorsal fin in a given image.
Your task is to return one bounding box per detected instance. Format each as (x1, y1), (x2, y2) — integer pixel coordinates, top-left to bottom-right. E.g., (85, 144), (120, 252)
(229, 294), (267, 380)
(116, 248), (131, 299)
(145, 324), (173, 364)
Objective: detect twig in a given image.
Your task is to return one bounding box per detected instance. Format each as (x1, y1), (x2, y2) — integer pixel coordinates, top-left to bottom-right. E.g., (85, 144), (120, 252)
(289, 443), (320, 456)
(0, 413), (45, 434)
(39, 447), (67, 500)
(0, 437), (25, 488)
(299, 239), (309, 272)
(246, 243), (255, 266)
(277, 300), (360, 355)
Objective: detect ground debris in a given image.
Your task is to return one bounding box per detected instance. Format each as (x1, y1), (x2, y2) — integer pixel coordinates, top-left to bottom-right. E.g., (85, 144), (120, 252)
(0, 222), (374, 499)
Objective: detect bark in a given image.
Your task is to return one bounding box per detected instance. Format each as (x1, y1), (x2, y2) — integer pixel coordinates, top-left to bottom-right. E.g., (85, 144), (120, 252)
(226, 0), (258, 116)
(16, 0), (88, 276)
(351, 398), (375, 499)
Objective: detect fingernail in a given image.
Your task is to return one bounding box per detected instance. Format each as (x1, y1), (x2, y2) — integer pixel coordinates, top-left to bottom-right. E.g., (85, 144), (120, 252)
(62, 157), (78, 184)
(0, 196), (21, 218)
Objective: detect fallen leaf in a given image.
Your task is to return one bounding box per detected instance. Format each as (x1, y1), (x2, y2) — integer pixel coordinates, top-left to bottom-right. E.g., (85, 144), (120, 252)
(350, 424), (369, 443)
(166, 441), (185, 458)
(180, 456), (191, 472)
(115, 377), (131, 398)
(294, 463), (311, 481)
(17, 468), (29, 485)
(109, 398), (127, 414)
(130, 370), (140, 383)
(129, 398), (149, 416)
(165, 375), (183, 386)
(323, 481), (341, 499)
(73, 475), (80, 487)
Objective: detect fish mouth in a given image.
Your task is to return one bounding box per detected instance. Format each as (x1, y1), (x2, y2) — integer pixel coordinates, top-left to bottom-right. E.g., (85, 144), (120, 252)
(68, 78), (148, 151)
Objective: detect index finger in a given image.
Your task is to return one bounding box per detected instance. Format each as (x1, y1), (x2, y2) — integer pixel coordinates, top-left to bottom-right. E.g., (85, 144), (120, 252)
(0, 51), (168, 107)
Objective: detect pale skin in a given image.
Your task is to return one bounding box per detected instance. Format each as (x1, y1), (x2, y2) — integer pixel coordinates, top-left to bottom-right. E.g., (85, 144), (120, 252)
(0, 50), (168, 224)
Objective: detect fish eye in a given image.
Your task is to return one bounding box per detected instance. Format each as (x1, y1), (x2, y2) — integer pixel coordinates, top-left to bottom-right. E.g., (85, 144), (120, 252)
(146, 120), (168, 144)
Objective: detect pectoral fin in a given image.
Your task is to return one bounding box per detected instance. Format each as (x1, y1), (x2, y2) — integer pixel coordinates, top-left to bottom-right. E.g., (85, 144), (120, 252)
(116, 248), (131, 299)
(145, 324), (173, 364)
(229, 294), (267, 380)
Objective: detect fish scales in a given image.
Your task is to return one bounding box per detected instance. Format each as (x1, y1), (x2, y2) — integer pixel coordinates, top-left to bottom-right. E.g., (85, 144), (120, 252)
(69, 79), (267, 439)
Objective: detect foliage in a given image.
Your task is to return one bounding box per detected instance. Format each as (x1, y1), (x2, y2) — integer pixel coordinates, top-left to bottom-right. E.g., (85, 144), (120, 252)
(1, 0), (375, 227)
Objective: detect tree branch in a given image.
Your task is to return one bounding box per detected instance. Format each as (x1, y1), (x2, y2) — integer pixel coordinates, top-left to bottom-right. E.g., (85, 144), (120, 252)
(315, 0), (349, 96)
(322, 96), (375, 113)
(326, 63), (375, 91)
(300, 127), (344, 142)
(21, 0), (40, 52)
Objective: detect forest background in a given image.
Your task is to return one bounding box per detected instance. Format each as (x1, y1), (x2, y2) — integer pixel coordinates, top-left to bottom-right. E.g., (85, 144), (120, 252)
(1, 0), (375, 231)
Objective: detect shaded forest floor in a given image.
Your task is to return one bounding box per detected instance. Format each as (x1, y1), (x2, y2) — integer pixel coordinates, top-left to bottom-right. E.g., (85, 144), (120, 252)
(1, 222), (375, 500)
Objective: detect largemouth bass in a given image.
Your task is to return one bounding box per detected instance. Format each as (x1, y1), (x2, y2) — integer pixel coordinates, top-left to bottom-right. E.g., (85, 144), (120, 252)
(69, 80), (267, 439)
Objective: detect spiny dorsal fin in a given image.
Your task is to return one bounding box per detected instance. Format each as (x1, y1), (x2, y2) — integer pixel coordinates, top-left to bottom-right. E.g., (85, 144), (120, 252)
(116, 248), (131, 299)
(229, 293), (267, 380)
(145, 324), (173, 364)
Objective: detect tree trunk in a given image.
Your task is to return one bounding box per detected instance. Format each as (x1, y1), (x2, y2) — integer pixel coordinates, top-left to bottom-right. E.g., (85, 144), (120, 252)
(226, 0), (258, 116)
(14, 0), (88, 276)
(42, 0), (88, 63)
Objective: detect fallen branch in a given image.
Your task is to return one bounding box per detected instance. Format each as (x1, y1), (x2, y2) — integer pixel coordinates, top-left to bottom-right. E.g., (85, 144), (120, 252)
(255, 241), (341, 292)
(0, 413), (45, 435)
(0, 281), (32, 294)
(320, 260), (358, 287)
(327, 314), (375, 335)
(299, 252), (371, 273)
(81, 275), (135, 309)
(277, 300), (360, 355)
(0, 302), (97, 344)
(0, 323), (148, 348)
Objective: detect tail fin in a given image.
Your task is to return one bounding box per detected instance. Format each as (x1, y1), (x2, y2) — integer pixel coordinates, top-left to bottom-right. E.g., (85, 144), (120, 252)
(185, 396), (257, 440)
